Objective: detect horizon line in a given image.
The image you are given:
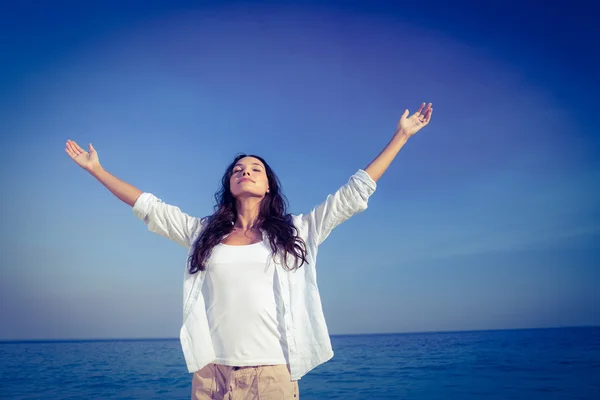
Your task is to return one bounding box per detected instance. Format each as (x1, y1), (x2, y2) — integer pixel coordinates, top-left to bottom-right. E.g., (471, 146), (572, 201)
(1, 324), (598, 344)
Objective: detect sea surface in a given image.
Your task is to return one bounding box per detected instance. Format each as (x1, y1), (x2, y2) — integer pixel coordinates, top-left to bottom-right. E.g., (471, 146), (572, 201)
(1, 327), (599, 399)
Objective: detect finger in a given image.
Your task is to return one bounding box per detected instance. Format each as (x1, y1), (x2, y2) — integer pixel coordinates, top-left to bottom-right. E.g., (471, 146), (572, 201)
(66, 141), (81, 156)
(427, 107), (433, 123)
(423, 107), (433, 124)
(414, 102), (426, 117)
(66, 140), (77, 152)
(419, 103), (432, 119)
(89, 143), (95, 153)
(425, 104), (433, 118)
(401, 109), (409, 119)
(65, 147), (77, 160)
(70, 142), (84, 156)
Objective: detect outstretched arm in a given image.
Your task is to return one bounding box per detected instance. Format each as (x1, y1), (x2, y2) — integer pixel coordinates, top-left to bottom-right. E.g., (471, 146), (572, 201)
(65, 140), (201, 247)
(303, 102), (433, 245)
(65, 140), (142, 206)
(365, 102), (432, 182)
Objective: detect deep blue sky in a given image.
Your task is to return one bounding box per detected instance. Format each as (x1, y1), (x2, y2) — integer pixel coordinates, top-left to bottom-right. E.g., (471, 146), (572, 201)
(1, 0), (598, 340)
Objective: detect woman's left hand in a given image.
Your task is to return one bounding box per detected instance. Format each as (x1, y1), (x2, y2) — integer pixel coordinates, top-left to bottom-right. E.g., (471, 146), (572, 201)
(396, 102), (433, 138)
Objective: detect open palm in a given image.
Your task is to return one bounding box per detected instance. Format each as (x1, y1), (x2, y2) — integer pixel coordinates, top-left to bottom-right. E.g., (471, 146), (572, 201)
(397, 102), (433, 137)
(65, 140), (100, 171)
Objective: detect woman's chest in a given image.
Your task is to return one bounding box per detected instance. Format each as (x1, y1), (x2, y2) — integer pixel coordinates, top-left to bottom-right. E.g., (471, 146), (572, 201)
(221, 229), (263, 245)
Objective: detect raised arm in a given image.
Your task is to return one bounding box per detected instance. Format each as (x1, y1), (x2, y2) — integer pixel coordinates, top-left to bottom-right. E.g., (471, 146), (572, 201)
(65, 140), (201, 247)
(65, 140), (142, 206)
(365, 102), (432, 182)
(303, 102), (433, 245)
(302, 169), (377, 245)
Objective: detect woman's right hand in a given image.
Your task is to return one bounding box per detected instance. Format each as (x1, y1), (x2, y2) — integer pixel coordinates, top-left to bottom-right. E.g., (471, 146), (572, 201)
(65, 140), (101, 172)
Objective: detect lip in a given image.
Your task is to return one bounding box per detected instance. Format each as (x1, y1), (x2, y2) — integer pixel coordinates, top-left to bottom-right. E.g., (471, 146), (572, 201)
(238, 178), (255, 183)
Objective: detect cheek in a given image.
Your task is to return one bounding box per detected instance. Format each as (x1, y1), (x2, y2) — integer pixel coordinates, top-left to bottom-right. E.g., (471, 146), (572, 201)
(260, 176), (269, 190)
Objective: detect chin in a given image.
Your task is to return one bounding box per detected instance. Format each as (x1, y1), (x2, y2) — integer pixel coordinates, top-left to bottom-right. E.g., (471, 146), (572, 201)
(233, 190), (265, 199)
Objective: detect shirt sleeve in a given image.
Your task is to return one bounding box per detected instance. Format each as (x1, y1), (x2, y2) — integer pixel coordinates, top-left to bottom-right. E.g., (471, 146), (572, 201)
(132, 192), (203, 248)
(302, 169), (377, 245)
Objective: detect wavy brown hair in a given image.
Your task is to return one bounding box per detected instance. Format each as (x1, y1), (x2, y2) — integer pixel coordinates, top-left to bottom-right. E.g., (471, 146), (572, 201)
(188, 154), (308, 274)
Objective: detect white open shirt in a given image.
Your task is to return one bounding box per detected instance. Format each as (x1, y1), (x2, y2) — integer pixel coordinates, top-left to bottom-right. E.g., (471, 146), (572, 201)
(132, 169), (377, 380)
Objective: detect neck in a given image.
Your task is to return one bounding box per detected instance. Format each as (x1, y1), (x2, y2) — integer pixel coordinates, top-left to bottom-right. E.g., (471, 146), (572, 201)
(234, 197), (262, 230)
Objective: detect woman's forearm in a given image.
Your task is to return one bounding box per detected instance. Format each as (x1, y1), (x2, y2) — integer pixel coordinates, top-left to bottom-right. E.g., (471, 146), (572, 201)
(88, 166), (143, 207)
(364, 102), (433, 182)
(364, 132), (409, 183)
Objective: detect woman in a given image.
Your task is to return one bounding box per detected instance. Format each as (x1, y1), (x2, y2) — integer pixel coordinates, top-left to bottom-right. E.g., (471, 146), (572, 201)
(65, 102), (433, 399)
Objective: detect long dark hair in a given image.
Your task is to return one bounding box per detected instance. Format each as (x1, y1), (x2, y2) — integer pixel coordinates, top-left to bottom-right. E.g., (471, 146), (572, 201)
(188, 154), (308, 274)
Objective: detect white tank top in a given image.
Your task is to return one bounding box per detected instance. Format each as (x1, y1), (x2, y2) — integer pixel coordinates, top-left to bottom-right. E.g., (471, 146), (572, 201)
(201, 241), (288, 366)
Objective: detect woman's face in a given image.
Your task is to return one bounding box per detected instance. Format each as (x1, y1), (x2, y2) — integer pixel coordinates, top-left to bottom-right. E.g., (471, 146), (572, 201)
(229, 156), (270, 199)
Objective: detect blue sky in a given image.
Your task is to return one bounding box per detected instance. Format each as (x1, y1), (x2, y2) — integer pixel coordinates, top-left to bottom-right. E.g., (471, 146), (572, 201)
(1, 0), (598, 340)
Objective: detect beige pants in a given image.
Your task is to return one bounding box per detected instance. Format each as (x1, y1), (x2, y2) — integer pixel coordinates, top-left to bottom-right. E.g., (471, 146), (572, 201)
(191, 363), (299, 400)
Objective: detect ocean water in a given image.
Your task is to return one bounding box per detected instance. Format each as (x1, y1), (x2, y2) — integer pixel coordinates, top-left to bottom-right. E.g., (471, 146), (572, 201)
(1, 327), (598, 399)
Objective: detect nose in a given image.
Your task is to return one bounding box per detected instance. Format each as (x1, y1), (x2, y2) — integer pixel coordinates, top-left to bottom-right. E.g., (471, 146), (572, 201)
(242, 170), (251, 176)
